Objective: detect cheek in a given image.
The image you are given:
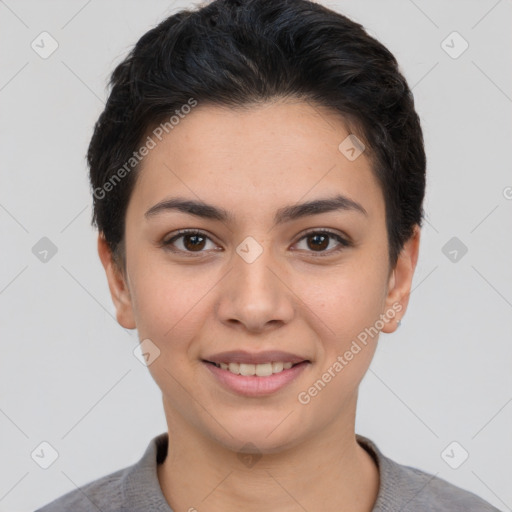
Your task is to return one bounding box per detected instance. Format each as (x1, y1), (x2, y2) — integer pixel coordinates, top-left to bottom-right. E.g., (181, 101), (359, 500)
(293, 259), (388, 344)
(131, 275), (197, 340)
(127, 251), (219, 352)
(293, 270), (385, 407)
(129, 265), (209, 393)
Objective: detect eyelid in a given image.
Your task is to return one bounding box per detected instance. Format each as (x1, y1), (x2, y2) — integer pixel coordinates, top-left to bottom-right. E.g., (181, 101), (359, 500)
(296, 227), (351, 244)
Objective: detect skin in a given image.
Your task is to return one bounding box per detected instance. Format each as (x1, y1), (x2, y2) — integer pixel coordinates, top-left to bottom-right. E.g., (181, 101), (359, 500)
(98, 99), (420, 512)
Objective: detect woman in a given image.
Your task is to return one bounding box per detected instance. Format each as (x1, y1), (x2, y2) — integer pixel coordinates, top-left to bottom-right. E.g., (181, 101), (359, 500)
(36, 0), (499, 510)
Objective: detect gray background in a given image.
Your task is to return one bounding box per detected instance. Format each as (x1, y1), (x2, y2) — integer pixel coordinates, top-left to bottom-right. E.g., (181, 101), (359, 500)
(1, 1), (511, 511)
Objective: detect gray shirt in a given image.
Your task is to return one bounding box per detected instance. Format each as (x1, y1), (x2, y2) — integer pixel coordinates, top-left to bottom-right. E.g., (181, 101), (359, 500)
(35, 432), (501, 511)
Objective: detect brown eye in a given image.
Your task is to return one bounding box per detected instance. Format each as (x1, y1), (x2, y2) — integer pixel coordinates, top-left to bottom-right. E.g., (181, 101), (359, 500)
(306, 233), (329, 251)
(181, 233), (206, 251)
(294, 230), (351, 256)
(162, 230), (216, 254)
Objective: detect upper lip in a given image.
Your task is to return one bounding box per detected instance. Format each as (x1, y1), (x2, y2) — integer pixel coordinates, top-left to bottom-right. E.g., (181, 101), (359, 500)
(203, 350), (309, 365)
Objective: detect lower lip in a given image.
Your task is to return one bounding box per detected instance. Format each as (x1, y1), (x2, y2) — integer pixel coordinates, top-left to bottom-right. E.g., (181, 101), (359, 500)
(203, 361), (310, 397)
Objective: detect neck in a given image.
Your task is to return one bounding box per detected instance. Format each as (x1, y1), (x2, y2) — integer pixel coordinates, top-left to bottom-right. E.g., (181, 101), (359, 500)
(157, 401), (379, 512)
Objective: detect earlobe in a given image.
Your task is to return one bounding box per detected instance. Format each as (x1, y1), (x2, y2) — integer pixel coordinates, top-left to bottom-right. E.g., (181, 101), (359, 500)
(97, 233), (137, 330)
(381, 225), (421, 334)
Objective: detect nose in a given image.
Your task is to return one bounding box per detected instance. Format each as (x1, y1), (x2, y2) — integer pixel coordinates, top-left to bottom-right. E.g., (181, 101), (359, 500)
(216, 239), (295, 334)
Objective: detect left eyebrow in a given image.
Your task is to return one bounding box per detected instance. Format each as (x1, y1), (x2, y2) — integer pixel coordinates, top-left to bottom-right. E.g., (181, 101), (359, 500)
(144, 194), (368, 225)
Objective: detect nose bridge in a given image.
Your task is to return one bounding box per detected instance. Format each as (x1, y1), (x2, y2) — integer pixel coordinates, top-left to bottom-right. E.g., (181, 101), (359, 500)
(233, 234), (278, 297)
(217, 234), (294, 330)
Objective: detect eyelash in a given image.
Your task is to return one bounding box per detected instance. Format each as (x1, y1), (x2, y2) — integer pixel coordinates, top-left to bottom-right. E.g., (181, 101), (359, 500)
(161, 228), (352, 258)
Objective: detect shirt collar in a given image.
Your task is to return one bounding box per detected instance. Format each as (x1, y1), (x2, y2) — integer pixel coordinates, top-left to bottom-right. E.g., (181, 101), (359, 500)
(121, 431), (403, 512)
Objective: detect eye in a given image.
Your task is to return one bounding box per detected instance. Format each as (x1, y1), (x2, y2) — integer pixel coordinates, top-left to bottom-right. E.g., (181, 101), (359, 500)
(161, 228), (352, 257)
(293, 229), (352, 257)
(162, 229), (218, 255)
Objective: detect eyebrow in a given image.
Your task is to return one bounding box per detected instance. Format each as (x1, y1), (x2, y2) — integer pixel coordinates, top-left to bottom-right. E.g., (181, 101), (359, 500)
(144, 194), (368, 225)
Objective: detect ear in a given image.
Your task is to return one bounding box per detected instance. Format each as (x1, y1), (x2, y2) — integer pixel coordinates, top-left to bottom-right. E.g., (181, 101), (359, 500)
(381, 224), (421, 334)
(97, 233), (136, 329)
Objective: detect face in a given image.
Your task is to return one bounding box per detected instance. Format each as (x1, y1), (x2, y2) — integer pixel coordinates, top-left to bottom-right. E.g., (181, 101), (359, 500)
(99, 100), (419, 454)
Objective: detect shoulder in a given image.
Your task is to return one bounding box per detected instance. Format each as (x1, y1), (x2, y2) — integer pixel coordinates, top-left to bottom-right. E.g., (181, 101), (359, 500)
(34, 465), (129, 512)
(356, 434), (501, 512)
(34, 432), (170, 512)
(392, 462), (501, 511)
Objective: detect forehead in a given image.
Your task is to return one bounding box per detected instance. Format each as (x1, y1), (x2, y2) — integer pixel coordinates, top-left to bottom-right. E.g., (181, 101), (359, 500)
(127, 100), (384, 224)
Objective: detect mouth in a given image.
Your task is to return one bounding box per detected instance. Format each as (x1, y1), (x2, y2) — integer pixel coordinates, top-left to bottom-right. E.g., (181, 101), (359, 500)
(201, 350), (311, 396)
(202, 358), (311, 397)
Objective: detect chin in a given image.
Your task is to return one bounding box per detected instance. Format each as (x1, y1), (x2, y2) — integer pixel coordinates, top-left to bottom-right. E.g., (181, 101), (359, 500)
(213, 416), (306, 455)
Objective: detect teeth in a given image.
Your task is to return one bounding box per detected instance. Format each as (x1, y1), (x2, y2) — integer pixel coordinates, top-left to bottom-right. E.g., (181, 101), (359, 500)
(239, 363), (255, 376)
(272, 362), (284, 373)
(256, 363), (273, 376)
(213, 361), (299, 376)
(228, 362), (239, 374)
